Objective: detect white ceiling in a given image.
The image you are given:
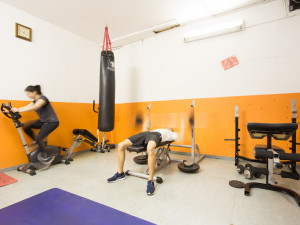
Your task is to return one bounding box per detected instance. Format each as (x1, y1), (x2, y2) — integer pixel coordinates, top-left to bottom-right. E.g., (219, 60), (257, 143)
(0, 0), (253, 44)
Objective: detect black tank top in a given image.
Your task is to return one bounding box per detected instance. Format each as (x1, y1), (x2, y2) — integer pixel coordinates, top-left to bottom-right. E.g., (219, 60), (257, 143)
(33, 95), (59, 123)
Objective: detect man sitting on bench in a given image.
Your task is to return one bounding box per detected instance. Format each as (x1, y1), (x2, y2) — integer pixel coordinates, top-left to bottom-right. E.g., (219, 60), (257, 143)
(107, 128), (177, 195)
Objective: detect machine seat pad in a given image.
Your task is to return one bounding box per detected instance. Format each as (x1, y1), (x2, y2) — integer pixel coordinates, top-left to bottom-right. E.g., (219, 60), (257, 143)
(255, 148), (300, 161)
(254, 144), (285, 153)
(73, 129), (98, 143)
(254, 144), (285, 159)
(247, 123), (298, 140)
(127, 141), (173, 153)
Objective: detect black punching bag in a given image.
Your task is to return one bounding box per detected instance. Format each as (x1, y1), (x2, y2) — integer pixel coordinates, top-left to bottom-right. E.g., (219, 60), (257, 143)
(98, 50), (115, 132)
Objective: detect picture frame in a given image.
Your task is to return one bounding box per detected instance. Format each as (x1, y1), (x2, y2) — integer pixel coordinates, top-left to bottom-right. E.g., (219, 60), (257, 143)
(15, 23), (32, 42)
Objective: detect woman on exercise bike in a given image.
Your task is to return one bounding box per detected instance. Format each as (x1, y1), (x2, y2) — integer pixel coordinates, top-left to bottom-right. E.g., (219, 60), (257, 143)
(10, 85), (59, 153)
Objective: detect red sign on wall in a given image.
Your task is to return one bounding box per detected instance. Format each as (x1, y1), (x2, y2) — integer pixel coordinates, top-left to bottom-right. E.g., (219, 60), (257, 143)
(221, 56), (239, 70)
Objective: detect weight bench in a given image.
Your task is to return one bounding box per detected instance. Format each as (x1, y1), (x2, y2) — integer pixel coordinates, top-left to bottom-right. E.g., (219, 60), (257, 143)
(125, 141), (184, 183)
(68, 129), (112, 159)
(245, 122), (300, 206)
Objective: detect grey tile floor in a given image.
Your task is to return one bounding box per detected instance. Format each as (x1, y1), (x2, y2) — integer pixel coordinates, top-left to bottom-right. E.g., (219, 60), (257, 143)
(1, 150), (300, 225)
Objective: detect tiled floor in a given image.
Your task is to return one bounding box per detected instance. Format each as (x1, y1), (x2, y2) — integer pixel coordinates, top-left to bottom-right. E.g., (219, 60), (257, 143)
(1, 150), (300, 225)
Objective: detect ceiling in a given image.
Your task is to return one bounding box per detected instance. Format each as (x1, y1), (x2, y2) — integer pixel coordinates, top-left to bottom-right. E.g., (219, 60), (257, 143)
(0, 0), (252, 44)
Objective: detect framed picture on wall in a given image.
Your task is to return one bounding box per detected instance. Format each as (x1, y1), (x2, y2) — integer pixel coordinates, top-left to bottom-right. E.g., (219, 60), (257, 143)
(15, 23), (32, 42)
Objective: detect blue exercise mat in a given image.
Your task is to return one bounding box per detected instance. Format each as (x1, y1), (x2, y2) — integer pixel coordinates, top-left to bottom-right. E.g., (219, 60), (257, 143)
(0, 188), (155, 225)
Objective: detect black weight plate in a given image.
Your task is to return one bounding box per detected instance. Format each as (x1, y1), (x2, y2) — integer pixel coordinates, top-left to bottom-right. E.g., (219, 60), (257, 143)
(254, 173), (261, 178)
(229, 180), (245, 188)
(245, 163), (253, 169)
(236, 165), (245, 174)
(183, 161), (194, 167)
(133, 155), (148, 164)
(178, 163), (200, 173)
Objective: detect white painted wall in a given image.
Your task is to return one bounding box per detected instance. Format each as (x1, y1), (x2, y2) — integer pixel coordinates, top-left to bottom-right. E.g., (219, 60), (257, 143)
(0, 0), (299, 104)
(114, 0), (300, 103)
(0, 1), (100, 103)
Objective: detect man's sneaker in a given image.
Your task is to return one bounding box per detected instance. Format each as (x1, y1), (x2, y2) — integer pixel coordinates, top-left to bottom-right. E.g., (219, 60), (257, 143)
(147, 180), (155, 196)
(107, 172), (126, 183)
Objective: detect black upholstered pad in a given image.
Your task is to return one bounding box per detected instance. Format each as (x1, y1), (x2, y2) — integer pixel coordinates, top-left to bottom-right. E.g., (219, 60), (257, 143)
(73, 129), (98, 142)
(247, 123), (298, 140)
(127, 145), (146, 153)
(255, 148), (285, 159)
(254, 144), (284, 152)
(254, 148), (300, 161)
(127, 141), (173, 153)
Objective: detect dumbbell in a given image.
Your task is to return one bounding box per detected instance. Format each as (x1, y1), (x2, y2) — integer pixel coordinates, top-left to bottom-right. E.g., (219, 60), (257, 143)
(236, 164), (261, 179)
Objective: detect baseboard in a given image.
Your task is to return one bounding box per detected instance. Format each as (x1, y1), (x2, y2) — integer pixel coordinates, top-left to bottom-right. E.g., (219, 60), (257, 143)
(1, 148), (298, 172)
(169, 151), (300, 168)
(169, 150), (234, 161)
(0, 164), (27, 173)
(0, 148), (93, 173)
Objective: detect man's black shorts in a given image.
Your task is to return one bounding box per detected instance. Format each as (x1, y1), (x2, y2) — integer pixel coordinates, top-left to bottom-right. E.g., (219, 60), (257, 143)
(128, 131), (161, 146)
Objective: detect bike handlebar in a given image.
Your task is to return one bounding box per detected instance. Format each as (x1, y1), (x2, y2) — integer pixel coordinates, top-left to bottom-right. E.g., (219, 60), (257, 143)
(1, 102), (22, 121)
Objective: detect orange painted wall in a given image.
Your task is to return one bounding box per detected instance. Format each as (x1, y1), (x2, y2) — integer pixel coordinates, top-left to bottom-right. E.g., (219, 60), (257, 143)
(0, 100), (104, 169)
(1, 92), (300, 169)
(113, 93), (300, 158)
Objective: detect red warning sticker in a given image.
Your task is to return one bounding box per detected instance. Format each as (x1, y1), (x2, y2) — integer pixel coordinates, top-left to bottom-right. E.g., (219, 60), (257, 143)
(221, 56), (239, 70)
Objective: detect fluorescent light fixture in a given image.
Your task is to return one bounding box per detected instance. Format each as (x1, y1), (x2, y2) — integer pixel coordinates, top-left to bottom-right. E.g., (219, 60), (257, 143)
(184, 20), (244, 43)
(153, 20), (180, 34)
(212, 0), (274, 17)
(178, 0), (274, 25)
(110, 19), (180, 47)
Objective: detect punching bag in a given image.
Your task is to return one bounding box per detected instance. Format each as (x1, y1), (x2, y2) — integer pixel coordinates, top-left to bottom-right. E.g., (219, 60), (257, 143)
(98, 27), (115, 132)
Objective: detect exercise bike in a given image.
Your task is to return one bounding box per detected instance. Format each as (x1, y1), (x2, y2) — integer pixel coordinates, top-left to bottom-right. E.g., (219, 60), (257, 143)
(1, 102), (72, 176)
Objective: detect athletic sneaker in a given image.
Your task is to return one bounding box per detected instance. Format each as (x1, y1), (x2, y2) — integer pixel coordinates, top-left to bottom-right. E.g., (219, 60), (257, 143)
(107, 172), (126, 183)
(147, 180), (155, 196)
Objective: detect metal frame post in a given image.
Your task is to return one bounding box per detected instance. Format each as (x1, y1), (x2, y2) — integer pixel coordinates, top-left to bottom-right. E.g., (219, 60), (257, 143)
(191, 100), (195, 163)
(147, 103), (151, 131)
(16, 126), (30, 155)
(234, 106), (240, 166)
(290, 99), (298, 172)
(102, 132), (106, 149)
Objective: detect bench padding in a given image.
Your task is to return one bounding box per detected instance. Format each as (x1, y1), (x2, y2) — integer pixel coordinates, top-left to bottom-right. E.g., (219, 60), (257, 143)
(254, 149), (300, 162)
(247, 123), (298, 140)
(73, 129), (98, 143)
(127, 141), (173, 153)
(254, 144), (284, 152)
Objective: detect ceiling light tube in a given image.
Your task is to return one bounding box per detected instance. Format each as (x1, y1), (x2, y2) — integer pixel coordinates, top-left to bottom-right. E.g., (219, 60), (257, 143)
(184, 20), (244, 43)
(212, 0), (274, 17)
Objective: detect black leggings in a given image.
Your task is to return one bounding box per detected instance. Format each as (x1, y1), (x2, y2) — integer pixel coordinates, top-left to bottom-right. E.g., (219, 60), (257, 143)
(23, 120), (59, 152)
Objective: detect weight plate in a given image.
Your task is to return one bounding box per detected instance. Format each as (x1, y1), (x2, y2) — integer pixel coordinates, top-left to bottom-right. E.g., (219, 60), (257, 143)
(236, 165), (245, 174)
(133, 155), (148, 164)
(229, 180), (245, 188)
(178, 162), (200, 173)
(244, 168), (254, 180)
(254, 173), (261, 178)
(245, 163), (252, 169)
(183, 161), (194, 167)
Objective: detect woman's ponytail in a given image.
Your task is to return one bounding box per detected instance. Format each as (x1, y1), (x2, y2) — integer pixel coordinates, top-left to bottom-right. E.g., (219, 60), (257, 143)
(25, 85), (42, 95)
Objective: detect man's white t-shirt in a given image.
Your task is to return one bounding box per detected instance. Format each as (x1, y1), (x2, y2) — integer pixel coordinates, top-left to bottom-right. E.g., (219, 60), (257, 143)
(152, 129), (177, 142)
